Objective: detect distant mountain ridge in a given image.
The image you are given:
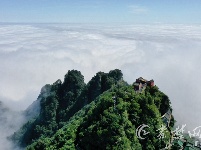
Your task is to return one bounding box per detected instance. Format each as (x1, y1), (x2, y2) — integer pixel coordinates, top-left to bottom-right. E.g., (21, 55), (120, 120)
(11, 69), (175, 150)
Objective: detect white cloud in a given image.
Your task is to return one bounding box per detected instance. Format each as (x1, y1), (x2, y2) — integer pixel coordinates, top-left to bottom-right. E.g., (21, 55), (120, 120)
(0, 24), (201, 131)
(0, 102), (25, 150)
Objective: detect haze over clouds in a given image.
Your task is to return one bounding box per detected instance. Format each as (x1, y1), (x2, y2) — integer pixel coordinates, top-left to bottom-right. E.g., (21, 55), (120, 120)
(0, 23), (201, 131)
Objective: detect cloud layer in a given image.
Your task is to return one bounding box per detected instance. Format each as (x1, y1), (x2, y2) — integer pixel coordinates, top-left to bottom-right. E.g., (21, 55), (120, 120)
(0, 23), (201, 131)
(0, 102), (25, 150)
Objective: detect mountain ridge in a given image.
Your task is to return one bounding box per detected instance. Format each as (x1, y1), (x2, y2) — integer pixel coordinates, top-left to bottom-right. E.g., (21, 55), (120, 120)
(11, 69), (174, 150)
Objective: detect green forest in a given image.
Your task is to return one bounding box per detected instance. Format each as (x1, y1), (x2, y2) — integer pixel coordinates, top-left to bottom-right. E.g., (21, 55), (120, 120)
(11, 69), (175, 150)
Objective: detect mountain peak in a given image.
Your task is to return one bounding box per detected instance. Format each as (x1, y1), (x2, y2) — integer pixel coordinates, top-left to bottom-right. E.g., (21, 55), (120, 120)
(12, 69), (174, 150)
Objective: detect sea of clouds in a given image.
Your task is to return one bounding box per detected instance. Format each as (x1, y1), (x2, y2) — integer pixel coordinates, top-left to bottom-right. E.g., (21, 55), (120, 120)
(0, 23), (201, 148)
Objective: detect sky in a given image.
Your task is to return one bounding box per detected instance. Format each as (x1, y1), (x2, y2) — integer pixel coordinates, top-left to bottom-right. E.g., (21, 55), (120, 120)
(0, 0), (201, 24)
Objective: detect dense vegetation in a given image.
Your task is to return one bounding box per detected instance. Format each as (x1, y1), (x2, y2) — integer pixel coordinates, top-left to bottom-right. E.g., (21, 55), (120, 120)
(11, 69), (174, 150)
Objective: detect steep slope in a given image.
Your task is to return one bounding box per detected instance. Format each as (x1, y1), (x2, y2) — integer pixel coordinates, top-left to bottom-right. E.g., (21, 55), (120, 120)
(12, 69), (125, 147)
(11, 69), (174, 149)
(26, 83), (173, 150)
(24, 84), (52, 119)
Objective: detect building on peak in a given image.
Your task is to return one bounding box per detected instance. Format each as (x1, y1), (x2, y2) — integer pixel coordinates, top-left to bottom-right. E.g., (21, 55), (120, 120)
(133, 77), (154, 92)
(147, 79), (154, 87)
